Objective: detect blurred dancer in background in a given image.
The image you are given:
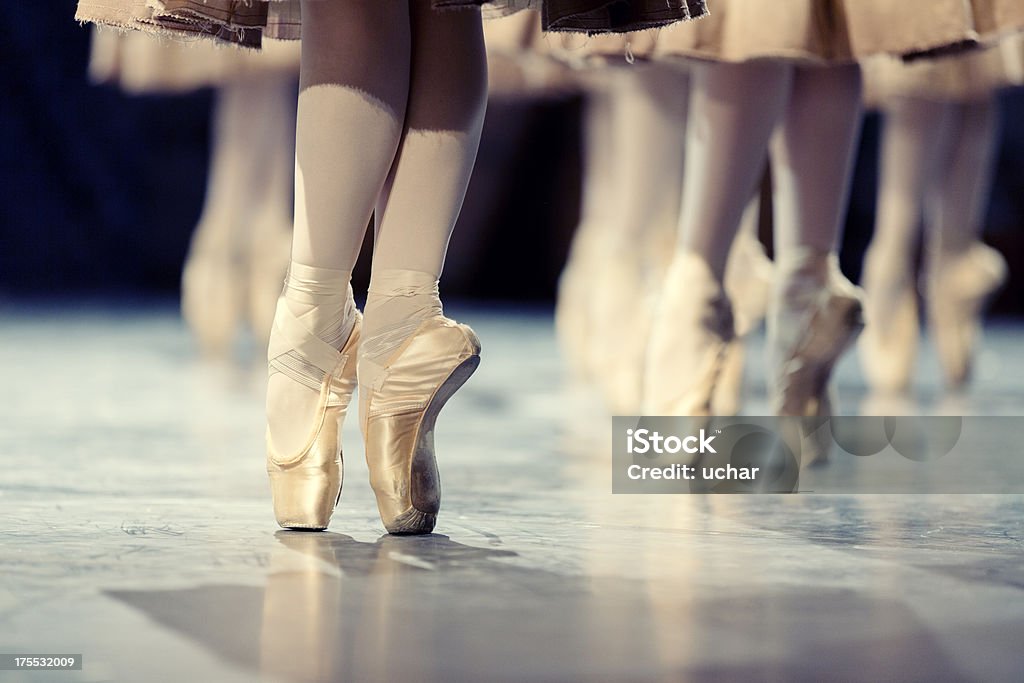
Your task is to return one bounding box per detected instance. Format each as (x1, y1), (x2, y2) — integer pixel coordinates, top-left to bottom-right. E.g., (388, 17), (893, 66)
(552, 56), (773, 416)
(859, 36), (1024, 394)
(648, 0), (1024, 461)
(485, 18), (730, 416)
(483, 19), (777, 417)
(89, 30), (297, 355)
(484, 10), (573, 96)
(555, 60), (690, 414)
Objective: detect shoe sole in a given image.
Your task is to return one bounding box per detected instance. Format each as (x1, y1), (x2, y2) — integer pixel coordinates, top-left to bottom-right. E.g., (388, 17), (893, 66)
(386, 354), (481, 535)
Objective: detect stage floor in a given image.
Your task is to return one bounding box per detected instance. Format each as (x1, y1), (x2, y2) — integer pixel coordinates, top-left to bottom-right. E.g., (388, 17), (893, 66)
(2, 304), (1023, 682)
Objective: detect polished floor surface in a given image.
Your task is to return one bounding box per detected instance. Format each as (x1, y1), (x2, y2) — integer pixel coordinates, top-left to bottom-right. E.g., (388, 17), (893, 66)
(2, 304), (1023, 682)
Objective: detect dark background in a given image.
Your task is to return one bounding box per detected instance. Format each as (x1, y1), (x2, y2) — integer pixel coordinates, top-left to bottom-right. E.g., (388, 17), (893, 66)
(2, 3), (1022, 311)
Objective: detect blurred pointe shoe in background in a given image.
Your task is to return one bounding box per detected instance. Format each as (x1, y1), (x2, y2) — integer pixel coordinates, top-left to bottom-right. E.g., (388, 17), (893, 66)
(555, 224), (605, 383)
(181, 223), (245, 358)
(858, 246), (919, 394)
(643, 251), (735, 417)
(247, 217), (293, 350)
(926, 241), (1007, 389)
(714, 211), (774, 415)
(770, 249), (864, 465)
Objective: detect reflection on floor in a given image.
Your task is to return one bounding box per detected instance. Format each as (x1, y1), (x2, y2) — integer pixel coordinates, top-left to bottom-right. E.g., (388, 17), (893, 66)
(1, 305), (1023, 682)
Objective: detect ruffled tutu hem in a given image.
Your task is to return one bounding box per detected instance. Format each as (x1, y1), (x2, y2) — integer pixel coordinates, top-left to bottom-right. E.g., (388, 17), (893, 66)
(89, 26), (299, 92)
(654, 0), (1024, 64)
(77, 0), (708, 49)
(864, 33), (1024, 106)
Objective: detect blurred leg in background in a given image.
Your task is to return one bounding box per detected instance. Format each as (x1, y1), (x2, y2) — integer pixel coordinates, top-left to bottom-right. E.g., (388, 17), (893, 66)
(644, 58), (791, 416)
(859, 45), (1014, 396)
(88, 28), (299, 356)
(923, 98), (1007, 389)
(182, 76), (296, 356)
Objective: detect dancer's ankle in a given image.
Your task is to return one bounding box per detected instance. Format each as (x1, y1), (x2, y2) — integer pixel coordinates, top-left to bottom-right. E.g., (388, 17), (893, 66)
(266, 262), (358, 455)
(280, 261), (358, 350)
(361, 269), (442, 349)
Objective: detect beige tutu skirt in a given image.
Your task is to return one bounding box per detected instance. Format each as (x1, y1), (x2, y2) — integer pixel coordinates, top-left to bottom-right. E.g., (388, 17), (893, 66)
(89, 28), (299, 93)
(76, 1), (708, 50)
(655, 0), (1024, 64)
(503, 9), (662, 66)
(542, 26), (659, 65)
(863, 33), (1024, 105)
(483, 9), (656, 95)
(484, 11), (576, 95)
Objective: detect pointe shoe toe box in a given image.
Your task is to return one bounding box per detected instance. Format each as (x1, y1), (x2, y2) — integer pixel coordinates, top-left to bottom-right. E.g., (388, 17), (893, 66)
(265, 315), (361, 531)
(266, 412), (344, 530)
(267, 461), (343, 530)
(362, 318), (481, 535)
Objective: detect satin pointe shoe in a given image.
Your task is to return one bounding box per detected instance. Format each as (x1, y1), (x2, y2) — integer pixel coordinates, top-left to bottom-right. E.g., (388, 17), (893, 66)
(266, 307), (361, 530)
(714, 223), (774, 415)
(360, 317), (481, 535)
(769, 250), (864, 466)
(590, 254), (652, 414)
(858, 247), (919, 394)
(643, 251), (735, 417)
(926, 242), (1007, 389)
(594, 220), (679, 415)
(180, 229), (245, 357)
(555, 225), (604, 382)
(712, 342), (747, 418)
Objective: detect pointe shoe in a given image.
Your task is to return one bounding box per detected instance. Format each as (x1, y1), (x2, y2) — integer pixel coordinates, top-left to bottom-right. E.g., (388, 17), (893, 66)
(266, 309), (361, 530)
(713, 227), (774, 415)
(926, 242), (1007, 389)
(555, 226), (604, 382)
(858, 248), (919, 394)
(643, 252), (735, 416)
(181, 235), (245, 357)
(593, 221), (679, 415)
(712, 342), (746, 417)
(770, 251), (864, 465)
(724, 222), (774, 339)
(360, 317), (481, 535)
(589, 254), (651, 414)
